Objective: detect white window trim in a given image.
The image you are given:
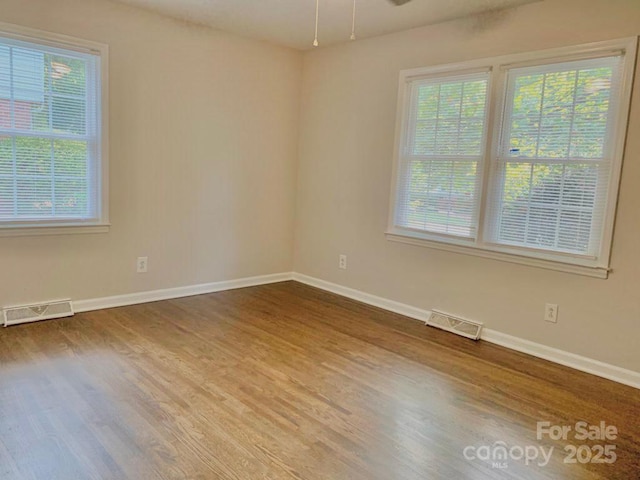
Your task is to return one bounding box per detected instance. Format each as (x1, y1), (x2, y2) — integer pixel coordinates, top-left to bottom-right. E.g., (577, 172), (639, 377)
(387, 37), (638, 279)
(0, 22), (109, 237)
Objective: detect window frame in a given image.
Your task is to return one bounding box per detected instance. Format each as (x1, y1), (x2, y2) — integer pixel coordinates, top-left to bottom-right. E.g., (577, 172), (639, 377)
(387, 38), (637, 279)
(395, 67), (492, 240)
(0, 22), (109, 237)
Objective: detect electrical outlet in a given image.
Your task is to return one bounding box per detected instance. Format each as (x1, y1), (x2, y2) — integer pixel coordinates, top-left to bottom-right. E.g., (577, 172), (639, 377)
(136, 256), (148, 273)
(339, 254), (347, 270)
(544, 303), (558, 323)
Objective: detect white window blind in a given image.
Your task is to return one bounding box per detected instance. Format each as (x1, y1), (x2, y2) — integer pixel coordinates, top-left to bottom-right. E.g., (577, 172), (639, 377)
(487, 56), (623, 256)
(388, 39), (636, 276)
(394, 71), (489, 238)
(0, 33), (102, 227)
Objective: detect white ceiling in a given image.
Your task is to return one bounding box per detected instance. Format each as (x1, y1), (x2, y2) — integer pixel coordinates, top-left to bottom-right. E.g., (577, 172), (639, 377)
(112, 0), (541, 50)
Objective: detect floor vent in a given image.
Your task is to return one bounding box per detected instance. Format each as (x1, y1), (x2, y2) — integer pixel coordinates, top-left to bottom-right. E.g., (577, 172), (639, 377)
(3, 300), (74, 327)
(426, 309), (483, 340)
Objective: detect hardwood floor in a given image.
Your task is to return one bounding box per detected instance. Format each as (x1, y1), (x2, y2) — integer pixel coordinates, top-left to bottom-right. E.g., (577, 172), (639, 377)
(0, 281), (638, 480)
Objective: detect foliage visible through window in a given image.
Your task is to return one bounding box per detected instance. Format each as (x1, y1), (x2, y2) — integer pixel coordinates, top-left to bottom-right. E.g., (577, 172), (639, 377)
(0, 36), (101, 226)
(492, 57), (619, 256)
(399, 72), (488, 237)
(391, 45), (632, 272)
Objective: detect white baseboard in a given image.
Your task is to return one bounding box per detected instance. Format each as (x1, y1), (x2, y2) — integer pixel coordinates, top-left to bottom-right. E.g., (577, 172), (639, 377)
(292, 273), (430, 322)
(74, 272), (293, 313)
(292, 272), (640, 390)
(479, 329), (640, 390)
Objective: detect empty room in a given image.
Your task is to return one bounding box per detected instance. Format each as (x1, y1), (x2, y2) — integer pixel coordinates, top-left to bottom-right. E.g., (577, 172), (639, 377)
(1, 0), (639, 478)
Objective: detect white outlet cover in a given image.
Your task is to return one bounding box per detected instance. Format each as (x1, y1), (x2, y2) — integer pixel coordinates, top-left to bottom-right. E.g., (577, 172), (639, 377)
(544, 303), (558, 323)
(137, 256), (148, 273)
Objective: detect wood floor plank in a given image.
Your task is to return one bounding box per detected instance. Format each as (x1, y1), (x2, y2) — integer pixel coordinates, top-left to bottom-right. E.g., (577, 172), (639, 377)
(0, 281), (638, 479)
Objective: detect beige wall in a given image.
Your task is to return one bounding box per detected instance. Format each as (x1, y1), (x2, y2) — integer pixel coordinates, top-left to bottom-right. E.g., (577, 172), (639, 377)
(0, 0), (302, 304)
(294, 0), (640, 372)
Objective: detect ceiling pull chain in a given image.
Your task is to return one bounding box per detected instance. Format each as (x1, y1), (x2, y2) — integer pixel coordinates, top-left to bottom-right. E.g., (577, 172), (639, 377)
(350, 0), (357, 40)
(313, 0), (320, 47)
(314, 0), (358, 47)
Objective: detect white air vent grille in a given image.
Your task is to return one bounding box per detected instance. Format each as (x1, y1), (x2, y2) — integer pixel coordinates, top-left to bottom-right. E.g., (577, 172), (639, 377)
(426, 309), (483, 340)
(3, 300), (74, 327)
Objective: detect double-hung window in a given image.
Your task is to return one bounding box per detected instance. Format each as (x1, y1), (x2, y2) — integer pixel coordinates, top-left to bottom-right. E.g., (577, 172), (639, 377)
(394, 70), (490, 239)
(0, 23), (108, 235)
(388, 39), (636, 278)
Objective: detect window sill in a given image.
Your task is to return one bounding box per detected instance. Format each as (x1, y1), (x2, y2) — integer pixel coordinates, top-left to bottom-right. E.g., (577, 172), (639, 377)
(385, 230), (610, 279)
(0, 223), (110, 238)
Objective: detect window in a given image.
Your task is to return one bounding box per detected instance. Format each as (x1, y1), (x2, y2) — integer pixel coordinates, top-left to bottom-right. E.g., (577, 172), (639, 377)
(396, 70), (489, 238)
(0, 24), (108, 234)
(388, 39), (636, 278)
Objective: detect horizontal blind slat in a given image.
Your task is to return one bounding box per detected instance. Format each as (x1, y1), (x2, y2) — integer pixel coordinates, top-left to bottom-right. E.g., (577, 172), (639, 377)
(0, 36), (99, 223)
(396, 71), (489, 238)
(487, 55), (623, 256)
